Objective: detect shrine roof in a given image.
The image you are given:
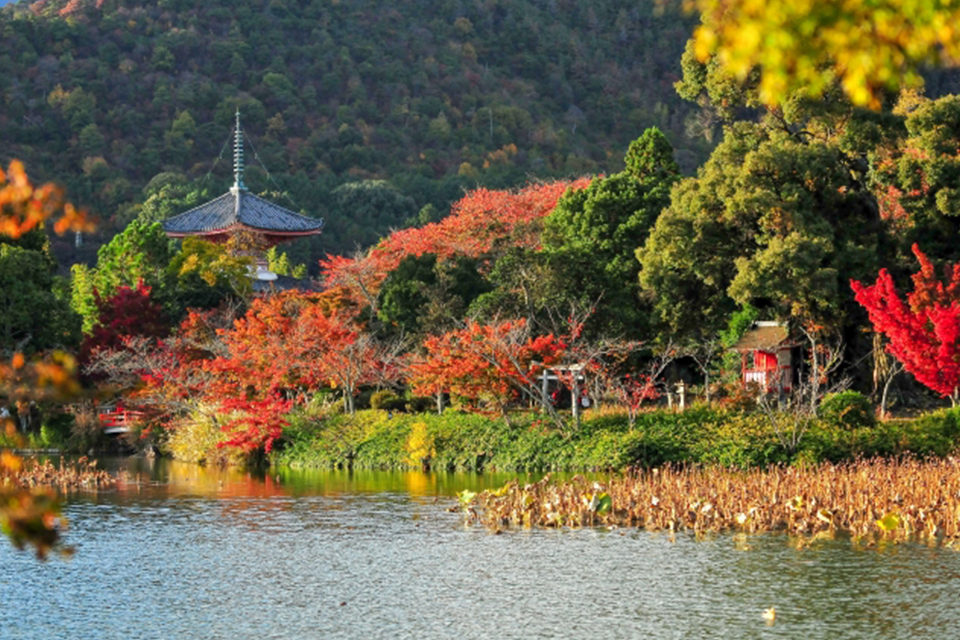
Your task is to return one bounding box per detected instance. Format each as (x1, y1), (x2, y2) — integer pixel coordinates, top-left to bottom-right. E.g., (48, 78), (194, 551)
(731, 322), (795, 352)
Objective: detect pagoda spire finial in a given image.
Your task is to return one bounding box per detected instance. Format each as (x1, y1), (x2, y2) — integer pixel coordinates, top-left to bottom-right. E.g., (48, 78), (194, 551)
(233, 107), (246, 191)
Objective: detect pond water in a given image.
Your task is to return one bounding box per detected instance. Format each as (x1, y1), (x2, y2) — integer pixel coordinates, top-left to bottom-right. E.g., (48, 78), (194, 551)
(2, 458), (960, 639)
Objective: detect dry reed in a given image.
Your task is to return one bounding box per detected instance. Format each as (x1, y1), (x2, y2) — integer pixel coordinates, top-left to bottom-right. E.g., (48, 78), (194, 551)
(4, 456), (118, 491)
(461, 458), (960, 546)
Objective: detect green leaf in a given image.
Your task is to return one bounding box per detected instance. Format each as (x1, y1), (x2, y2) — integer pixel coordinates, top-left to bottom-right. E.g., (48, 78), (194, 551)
(596, 492), (612, 515)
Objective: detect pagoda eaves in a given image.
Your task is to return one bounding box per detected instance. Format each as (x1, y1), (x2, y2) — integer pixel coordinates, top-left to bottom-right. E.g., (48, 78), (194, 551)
(162, 109), (323, 245)
(163, 185), (324, 244)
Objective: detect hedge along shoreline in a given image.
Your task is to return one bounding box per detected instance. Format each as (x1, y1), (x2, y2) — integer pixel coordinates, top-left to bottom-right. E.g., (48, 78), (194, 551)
(269, 403), (960, 473)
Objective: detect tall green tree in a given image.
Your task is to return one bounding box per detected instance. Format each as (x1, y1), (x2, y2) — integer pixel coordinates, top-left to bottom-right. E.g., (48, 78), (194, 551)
(467, 247), (563, 333)
(377, 253), (488, 339)
(870, 93), (960, 264)
(541, 128), (679, 337)
(377, 253), (438, 337)
(128, 173), (208, 226)
(71, 220), (174, 331)
(0, 242), (80, 354)
(638, 122), (881, 342)
(89, 219), (174, 295)
(326, 180), (418, 251)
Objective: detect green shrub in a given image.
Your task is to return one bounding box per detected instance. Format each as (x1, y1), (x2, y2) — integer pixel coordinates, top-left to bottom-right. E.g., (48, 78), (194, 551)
(40, 411), (73, 448)
(270, 403), (960, 473)
(800, 407), (960, 462)
(819, 391), (875, 430)
(404, 395), (435, 413)
(895, 408), (960, 457)
(164, 405), (247, 466)
(687, 411), (787, 468)
(370, 389), (404, 411)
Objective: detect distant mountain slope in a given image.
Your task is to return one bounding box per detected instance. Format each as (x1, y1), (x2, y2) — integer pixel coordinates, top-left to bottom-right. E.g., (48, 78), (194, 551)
(0, 0), (709, 263)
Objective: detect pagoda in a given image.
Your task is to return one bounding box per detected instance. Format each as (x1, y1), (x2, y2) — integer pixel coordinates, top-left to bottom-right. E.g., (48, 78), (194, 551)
(163, 110), (323, 252)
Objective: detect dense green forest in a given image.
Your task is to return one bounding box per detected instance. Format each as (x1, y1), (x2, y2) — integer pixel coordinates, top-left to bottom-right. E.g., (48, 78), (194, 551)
(0, 0), (708, 267)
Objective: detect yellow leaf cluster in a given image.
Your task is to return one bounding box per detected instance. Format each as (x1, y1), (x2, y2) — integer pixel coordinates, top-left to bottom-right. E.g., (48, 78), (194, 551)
(405, 421), (435, 467)
(691, 0), (960, 109)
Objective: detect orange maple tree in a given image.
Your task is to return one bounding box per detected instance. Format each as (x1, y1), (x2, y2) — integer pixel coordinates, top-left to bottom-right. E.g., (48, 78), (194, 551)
(408, 318), (566, 418)
(321, 179), (590, 308)
(195, 292), (395, 451)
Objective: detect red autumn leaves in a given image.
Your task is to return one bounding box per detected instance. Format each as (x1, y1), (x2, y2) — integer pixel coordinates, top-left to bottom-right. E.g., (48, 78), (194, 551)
(321, 179), (590, 305)
(852, 244), (960, 401)
(408, 318), (566, 413)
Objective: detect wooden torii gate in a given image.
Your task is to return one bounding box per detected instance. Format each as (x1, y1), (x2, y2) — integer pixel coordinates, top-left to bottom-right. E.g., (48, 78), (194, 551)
(539, 363), (588, 422)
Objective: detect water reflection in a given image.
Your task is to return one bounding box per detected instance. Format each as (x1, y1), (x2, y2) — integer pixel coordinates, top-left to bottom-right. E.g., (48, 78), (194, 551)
(2, 459), (959, 639)
(99, 457), (573, 501)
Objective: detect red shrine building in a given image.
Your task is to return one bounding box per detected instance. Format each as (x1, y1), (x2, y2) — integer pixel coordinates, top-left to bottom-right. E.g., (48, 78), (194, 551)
(731, 321), (798, 394)
(162, 110), (323, 290)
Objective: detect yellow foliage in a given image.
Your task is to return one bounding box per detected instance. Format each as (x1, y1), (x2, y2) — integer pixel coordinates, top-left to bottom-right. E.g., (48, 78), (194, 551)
(405, 421), (435, 467)
(691, 0), (960, 109)
(165, 407), (248, 466)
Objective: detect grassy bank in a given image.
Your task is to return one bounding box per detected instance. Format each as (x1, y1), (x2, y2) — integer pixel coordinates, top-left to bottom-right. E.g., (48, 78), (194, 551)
(270, 404), (960, 472)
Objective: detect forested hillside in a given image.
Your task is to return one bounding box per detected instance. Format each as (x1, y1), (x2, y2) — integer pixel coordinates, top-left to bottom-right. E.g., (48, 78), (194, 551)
(0, 0), (705, 266)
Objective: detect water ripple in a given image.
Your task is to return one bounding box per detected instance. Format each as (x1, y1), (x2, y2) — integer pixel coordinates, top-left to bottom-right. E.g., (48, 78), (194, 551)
(2, 467), (960, 639)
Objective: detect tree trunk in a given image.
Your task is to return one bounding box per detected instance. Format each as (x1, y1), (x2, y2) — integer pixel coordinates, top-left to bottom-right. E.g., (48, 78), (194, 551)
(808, 333), (820, 417)
(344, 386), (356, 414)
(540, 370), (549, 414)
(571, 375), (581, 431)
(880, 370), (897, 419)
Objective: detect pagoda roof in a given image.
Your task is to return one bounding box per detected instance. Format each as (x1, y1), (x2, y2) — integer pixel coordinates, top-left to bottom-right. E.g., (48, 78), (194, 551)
(163, 186), (324, 237)
(163, 108), (323, 240)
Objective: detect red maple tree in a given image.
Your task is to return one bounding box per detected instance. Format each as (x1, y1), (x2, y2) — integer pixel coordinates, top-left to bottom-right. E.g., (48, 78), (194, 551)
(321, 179), (591, 307)
(408, 318), (566, 417)
(79, 281), (170, 373)
(199, 292), (396, 451)
(852, 243), (960, 403)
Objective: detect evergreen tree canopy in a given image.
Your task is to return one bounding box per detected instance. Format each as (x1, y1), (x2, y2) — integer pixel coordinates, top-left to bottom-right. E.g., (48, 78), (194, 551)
(542, 128), (679, 336)
(638, 122), (881, 341)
